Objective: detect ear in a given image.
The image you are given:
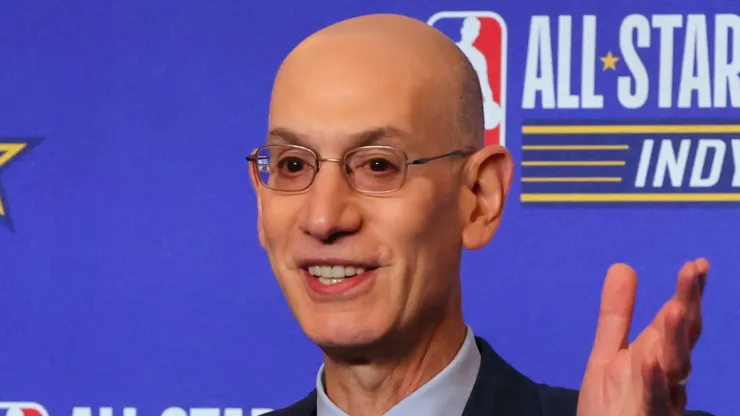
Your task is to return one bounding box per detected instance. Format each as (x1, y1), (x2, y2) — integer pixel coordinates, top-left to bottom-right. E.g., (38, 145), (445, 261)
(248, 152), (268, 249)
(459, 145), (514, 250)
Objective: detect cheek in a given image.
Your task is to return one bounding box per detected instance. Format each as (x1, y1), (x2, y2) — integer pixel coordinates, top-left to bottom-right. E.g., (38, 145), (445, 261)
(373, 200), (431, 247)
(372, 190), (462, 322)
(373, 186), (462, 273)
(385, 189), (459, 242)
(259, 196), (307, 298)
(260, 195), (299, 250)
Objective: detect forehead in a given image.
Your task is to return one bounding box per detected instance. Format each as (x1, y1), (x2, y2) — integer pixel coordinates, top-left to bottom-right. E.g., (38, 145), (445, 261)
(268, 37), (454, 151)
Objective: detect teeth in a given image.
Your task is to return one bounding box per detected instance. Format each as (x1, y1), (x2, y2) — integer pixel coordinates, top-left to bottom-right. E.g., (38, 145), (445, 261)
(318, 277), (344, 285)
(308, 265), (367, 282)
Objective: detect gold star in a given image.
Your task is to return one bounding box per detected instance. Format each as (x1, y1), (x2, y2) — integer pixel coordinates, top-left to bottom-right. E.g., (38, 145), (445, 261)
(0, 142), (29, 216)
(600, 51), (620, 71)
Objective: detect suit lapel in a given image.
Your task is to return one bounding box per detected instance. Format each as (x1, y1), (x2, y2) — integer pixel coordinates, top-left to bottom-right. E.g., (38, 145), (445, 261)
(274, 390), (317, 416)
(462, 337), (543, 416)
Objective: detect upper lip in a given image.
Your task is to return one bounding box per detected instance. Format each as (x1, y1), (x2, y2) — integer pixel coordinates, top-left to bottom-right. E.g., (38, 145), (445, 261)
(296, 258), (380, 269)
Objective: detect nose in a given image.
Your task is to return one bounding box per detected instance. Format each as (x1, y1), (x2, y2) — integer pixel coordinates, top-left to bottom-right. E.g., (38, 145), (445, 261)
(298, 161), (362, 243)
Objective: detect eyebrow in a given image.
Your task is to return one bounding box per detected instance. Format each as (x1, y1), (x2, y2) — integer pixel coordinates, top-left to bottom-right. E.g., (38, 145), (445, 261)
(267, 126), (410, 149)
(267, 128), (302, 144)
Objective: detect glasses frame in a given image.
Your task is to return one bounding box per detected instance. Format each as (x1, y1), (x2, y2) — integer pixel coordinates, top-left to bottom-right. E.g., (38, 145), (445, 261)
(246, 144), (475, 194)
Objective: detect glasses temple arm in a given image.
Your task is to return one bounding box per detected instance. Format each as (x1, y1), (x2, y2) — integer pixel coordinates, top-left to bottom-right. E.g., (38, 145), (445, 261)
(409, 149), (475, 165)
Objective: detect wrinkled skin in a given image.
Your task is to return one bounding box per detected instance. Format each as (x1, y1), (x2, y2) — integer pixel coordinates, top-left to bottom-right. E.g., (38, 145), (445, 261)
(578, 260), (709, 416)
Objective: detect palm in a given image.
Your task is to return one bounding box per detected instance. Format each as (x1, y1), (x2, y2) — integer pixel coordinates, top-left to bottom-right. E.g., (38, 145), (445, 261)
(577, 260), (709, 416)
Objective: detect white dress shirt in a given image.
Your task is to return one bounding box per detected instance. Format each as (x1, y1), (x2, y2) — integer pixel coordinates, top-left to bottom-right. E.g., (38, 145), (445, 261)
(316, 327), (482, 416)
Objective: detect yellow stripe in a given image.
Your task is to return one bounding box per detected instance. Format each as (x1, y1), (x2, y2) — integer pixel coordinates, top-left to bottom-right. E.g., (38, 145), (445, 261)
(522, 177), (622, 183)
(521, 125), (740, 135)
(522, 145), (629, 150)
(522, 160), (626, 166)
(521, 193), (740, 202)
(0, 195), (4, 216)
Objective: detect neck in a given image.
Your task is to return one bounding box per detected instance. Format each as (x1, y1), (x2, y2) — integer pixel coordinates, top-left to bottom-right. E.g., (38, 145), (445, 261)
(321, 306), (467, 416)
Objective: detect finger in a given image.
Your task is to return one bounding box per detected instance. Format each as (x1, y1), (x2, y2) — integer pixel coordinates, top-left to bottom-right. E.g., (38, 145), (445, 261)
(694, 257), (710, 274)
(682, 258), (709, 301)
(670, 384), (688, 414)
(694, 257), (710, 296)
(658, 301), (691, 384)
(686, 259), (709, 349)
(589, 263), (638, 363)
(675, 261), (699, 306)
(674, 261), (706, 349)
(688, 274), (705, 349)
(691, 258), (708, 304)
(641, 355), (672, 416)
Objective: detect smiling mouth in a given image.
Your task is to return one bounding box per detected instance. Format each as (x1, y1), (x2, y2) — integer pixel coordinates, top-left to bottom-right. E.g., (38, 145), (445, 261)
(307, 265), (377, 285)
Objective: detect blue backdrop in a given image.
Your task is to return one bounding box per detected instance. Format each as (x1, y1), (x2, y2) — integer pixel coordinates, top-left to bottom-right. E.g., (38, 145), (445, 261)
(0, 1), (737, 415)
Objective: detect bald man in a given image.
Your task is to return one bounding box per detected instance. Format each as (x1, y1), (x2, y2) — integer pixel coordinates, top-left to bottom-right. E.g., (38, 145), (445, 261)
(248, 14), (713, 416)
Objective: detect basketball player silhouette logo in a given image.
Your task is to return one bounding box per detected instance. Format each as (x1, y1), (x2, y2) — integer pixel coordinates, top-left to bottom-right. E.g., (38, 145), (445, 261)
(428, 11), (508, 147)
(457, 17), (503, 131)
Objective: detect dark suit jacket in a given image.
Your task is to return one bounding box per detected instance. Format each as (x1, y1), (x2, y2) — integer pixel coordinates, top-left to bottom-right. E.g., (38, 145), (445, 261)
(265, 336), (713, 416)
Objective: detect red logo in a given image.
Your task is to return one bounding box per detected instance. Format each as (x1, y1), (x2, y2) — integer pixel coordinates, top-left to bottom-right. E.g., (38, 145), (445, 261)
(428, 11), (508, 147)
(0, 403), (49, 416)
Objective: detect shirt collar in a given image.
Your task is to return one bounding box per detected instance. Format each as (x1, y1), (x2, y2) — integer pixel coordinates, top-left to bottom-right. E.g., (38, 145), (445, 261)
(316, 327), (481, 416)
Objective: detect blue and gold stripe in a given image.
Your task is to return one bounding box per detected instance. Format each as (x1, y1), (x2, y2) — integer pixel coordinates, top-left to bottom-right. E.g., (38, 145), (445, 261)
(519, 122), (740, 204)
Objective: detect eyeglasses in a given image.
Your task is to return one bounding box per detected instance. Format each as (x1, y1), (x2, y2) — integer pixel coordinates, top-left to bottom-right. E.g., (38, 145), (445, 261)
(246, 144), (474, 194)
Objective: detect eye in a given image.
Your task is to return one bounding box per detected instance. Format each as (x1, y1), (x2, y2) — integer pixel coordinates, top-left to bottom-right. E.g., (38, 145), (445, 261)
(368, 158), (394, 172)
(276, 155), (313, 176)
(279, 156), (305, 173)
(348, 149), (404, 176)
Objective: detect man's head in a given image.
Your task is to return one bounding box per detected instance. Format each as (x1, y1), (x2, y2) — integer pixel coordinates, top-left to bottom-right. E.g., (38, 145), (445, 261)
(250, 14), (513, 356)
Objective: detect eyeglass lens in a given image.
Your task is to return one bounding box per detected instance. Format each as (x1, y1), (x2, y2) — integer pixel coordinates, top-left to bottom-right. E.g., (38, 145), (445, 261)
(254, 145), (408, 192)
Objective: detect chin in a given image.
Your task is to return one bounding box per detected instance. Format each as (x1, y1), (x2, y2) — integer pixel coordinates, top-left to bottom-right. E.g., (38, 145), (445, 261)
(300, 309), (392, 351)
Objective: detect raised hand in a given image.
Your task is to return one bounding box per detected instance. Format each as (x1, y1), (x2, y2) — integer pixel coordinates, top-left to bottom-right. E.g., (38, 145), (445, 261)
(577, 259), (710, 416)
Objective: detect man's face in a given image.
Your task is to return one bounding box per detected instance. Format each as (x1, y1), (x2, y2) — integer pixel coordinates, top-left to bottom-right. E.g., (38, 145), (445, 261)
(253, 40), (467, 349)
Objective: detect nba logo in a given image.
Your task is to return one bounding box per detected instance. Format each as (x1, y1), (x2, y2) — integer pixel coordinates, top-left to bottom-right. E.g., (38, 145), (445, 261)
(427, 11), (507, 147)
(0, 402), (49, 416)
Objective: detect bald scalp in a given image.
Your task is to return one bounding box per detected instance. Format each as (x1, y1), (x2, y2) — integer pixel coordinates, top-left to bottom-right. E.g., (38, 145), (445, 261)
(275, 14), (484, 150)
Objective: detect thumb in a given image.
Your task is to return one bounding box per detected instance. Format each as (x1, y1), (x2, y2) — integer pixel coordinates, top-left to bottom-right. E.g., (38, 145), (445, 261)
(588, 263), (638, 364)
